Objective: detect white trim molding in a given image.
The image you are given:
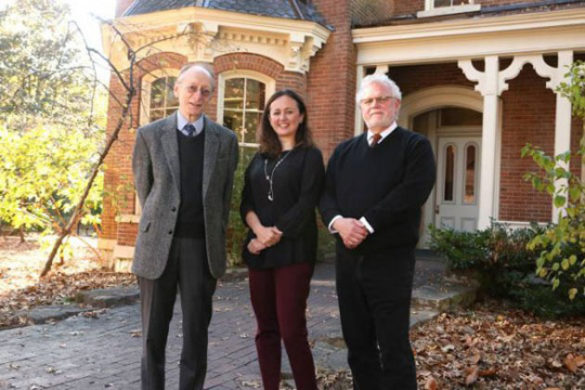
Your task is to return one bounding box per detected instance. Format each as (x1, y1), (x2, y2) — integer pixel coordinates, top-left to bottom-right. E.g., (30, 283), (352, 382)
(102, 7), (330, 74)
(352, 8), (585, 66)
(399, 85), (483, 128)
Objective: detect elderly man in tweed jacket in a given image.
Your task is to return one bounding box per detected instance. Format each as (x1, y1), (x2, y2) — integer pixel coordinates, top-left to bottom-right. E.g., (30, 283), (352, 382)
(132, 63), (238, 390)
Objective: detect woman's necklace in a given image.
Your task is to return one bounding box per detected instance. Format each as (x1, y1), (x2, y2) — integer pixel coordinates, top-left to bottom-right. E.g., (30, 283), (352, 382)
(264, 151), (290, 202)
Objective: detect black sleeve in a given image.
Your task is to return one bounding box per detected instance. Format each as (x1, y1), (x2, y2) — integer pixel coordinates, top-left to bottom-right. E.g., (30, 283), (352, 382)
(239, 153), (258, 227)
(363, 136), (436, 231)
(318, 145), (342, 228)
(275, 148), (325, 238)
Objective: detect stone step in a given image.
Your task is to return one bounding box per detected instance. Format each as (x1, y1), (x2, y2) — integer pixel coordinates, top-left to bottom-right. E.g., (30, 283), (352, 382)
(75, 286), (140, 308)
(411, 282), (477, 312)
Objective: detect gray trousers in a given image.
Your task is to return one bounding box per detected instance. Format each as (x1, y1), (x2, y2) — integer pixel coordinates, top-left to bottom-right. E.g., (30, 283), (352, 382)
(138, 237), (216, 390)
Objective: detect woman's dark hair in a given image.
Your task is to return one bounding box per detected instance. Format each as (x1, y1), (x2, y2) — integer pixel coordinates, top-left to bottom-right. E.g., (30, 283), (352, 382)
(259, 89), (313, 158)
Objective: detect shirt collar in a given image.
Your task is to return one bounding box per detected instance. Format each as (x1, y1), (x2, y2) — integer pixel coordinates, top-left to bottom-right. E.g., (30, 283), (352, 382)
(177, 111), (205, 136)
(367, 122), (397, 145)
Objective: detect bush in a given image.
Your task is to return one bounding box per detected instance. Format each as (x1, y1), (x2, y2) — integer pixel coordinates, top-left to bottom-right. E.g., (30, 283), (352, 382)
(429, 223), (585, 317)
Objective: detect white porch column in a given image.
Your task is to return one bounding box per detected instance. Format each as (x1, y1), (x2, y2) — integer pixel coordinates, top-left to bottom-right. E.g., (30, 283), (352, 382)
(552, 51), (574, 221)
(354, 65), (366, 136)
(459, 56), (501, 229)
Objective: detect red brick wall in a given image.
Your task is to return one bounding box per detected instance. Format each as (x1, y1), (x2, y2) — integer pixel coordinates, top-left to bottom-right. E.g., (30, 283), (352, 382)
(213, 52), (307, 106)
(309, 0), (357, 160)
(499, 65), (554, 222)
(389, 62), (474, 95)
(389, 0), (584, 16)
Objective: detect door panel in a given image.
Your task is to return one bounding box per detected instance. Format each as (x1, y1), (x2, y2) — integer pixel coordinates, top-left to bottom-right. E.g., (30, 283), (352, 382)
(435, 137), (481, 232)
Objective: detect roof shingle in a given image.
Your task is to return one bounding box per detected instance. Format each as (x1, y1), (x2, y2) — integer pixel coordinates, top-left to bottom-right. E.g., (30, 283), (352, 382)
(123, 0), (328, 27)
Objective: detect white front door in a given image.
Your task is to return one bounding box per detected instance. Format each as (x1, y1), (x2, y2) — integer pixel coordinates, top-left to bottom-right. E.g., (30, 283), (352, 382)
(435, 137), (481, 231)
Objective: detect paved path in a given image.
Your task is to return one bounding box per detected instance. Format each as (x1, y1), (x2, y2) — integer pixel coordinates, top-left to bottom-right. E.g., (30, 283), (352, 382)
(0, 258), (446, 389)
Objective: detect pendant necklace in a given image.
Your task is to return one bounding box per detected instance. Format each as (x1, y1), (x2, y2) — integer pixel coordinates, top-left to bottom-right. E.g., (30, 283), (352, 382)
(264, 151), (290, 202)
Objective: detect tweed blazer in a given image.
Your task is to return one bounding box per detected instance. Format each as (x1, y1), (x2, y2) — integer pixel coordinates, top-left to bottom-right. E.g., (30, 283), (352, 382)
(131, 113), (238, 280)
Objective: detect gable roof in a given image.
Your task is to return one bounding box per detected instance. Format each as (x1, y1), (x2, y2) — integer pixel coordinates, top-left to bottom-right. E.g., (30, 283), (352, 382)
(123, 0), (328, 27)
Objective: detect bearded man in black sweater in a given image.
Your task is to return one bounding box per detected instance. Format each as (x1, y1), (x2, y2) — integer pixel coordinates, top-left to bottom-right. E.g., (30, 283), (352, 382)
(320, 74), (436, 389)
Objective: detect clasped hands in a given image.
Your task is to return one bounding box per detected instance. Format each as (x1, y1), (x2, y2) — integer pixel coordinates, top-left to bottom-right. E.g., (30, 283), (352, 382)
(247, 225), (282, 255)
(333, 218), (369, 249)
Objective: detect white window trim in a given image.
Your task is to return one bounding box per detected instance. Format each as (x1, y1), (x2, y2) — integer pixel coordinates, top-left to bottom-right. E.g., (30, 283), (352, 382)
(139, 68), (180, 127)
(217, 70), (276, 146)
(418, 0), (480, 18)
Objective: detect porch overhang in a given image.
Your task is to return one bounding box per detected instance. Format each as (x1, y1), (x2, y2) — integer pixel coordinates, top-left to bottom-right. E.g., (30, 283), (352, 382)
(352, 8), (585, 66)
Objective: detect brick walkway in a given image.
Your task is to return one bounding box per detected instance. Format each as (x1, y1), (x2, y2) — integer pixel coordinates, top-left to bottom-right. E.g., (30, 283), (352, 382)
(0, 263), (345, 390)
(0, 258), (447, 389)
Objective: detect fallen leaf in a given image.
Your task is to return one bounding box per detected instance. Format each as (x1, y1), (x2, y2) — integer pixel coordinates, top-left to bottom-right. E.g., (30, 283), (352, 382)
(465, 366), (479, 385)
(424, 377), (438, 390)
(564, 354), (578, 373)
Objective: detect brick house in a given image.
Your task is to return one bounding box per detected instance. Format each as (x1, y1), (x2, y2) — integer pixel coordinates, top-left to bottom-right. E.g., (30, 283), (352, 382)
(99, 0), (585, 267)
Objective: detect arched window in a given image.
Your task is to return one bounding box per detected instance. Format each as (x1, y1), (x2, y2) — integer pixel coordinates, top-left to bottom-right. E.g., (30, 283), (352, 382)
(148, 76), (178, 122)
(218, 71), (275, 167)
(139, 69), (180, 126)
(223, 77), (266, 146)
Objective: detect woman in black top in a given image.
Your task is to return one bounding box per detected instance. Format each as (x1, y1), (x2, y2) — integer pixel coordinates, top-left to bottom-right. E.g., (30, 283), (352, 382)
(240, 89), (324, 390)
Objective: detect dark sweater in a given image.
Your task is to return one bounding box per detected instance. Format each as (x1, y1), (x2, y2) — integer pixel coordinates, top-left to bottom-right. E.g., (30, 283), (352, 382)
(240, 146), (325, 269)
(175, 130), (205, 238)
(319, 127), (436, 254)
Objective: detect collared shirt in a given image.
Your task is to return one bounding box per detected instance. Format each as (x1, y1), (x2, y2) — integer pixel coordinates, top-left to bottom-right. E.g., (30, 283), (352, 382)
(328, 122), (399, 235)
(177, 111), (205, 136)
(366, 122), (397, 146)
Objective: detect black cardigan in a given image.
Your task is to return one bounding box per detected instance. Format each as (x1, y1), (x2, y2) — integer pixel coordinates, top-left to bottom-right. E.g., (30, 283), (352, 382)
(240, 146), (325, 269)
(319, 127), (436, 254)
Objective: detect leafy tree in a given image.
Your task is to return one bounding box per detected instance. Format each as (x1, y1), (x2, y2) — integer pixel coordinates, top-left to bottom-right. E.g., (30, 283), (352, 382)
(522, 60), (585, 301)
(0, 0), (105, 253)
(0, 0), (94, 127)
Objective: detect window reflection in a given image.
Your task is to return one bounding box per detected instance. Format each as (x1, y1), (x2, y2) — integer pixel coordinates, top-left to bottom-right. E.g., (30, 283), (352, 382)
(149, 76), (178, 122)
(444, 145), (455, 202)
(223, 78), (265, 144)
(464, 144), (476, 204)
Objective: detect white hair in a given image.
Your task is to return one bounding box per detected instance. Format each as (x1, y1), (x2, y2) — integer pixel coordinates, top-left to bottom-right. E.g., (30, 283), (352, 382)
(356, 73), (402, 104)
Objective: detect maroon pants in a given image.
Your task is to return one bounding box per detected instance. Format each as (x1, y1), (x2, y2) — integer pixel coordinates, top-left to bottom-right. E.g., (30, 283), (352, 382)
(248, 262), (317, 390)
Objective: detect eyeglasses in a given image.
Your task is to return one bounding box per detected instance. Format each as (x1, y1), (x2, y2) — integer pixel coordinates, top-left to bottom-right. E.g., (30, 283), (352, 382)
(360, 95), (394, 106)
(186, 86), (212, 97)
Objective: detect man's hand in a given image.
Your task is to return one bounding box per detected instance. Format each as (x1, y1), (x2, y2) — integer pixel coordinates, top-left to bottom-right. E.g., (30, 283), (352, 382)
(253, 225), (282, 247)
(333, 218), (368, 249)
(248, 238), (267, 255)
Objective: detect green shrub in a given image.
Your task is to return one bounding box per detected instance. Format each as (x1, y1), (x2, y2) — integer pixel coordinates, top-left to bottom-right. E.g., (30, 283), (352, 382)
(429, 223), (585, 317)
(430, 224), (538, 295)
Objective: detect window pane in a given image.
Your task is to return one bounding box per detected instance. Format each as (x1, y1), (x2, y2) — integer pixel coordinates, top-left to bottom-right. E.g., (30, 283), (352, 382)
(166, 77), (178, 108)
(150, 78), (166, 109)
(444, 145), (455, 202)
(464, 144), (476, 204)
(224, 78), (245, 110)
(244, 112), (261, 144)
(434, 0), (452, 7)
(246, 79), (265, 110)
(224, 111), (244, 142)
(150, 109), (165, 122)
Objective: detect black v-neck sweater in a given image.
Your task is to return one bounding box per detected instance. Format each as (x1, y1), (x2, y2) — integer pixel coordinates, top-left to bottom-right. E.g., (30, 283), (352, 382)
(175, 130), (205, 238)
(320, 127), (436, 254)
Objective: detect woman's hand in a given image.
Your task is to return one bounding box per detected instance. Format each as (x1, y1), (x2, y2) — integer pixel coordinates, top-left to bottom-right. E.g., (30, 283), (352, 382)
(248, 238), (267, 255)
(254, 225), (282, 247)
